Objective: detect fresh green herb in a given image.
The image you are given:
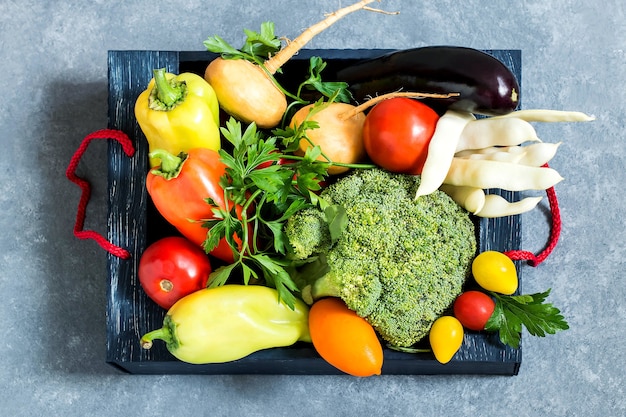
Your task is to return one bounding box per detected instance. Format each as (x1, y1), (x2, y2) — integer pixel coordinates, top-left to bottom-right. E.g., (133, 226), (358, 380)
(203, 21), (281, 64)
(202, 117), (330, 309)
(272, 118), (320, 154)
(297, 56), (352, 103)
(485, 289), (570, 349)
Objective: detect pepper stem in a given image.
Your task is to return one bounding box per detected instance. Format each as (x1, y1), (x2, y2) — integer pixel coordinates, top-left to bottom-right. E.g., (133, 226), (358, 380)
(149, 149), (187, 180)
(150, 68), (186, 110)
(140, 327), (172, 350)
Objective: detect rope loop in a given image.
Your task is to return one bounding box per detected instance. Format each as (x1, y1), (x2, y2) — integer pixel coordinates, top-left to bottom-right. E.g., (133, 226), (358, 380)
(66, 129), (134, 259)
(504, 164), (562, 267)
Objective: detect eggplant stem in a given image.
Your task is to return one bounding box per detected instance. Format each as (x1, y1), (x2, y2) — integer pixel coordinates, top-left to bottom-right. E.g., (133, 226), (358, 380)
(339, 91), (461, 120)
(264, 0), (383, 74)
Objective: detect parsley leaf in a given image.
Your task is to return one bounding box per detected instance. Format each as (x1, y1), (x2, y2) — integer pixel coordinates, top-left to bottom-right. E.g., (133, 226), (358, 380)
(324, 205), (348, 244)
(241, 22), (281, 62)
(203, 35), (244, 59)
(297, 56), (353, 103)
(204, 22), (281, 64)
(485, 289), (570, 349)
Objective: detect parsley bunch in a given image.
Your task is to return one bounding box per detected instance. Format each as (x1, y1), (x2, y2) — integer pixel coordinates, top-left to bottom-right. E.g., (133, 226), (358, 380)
(486, 289), (570, 348)
(200, 23), (368, 309)
(202, 118), (330, 309)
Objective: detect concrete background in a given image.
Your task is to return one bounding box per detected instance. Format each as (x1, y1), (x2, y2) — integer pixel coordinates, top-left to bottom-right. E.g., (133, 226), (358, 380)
(1, 0), (624, 415)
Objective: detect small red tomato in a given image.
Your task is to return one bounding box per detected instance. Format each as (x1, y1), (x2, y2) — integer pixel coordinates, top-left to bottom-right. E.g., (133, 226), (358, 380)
(362, 97), (439, 174)
(138, 237), (212, 310)
(453, 291), (496, 331)
(254, 151), (290, 169)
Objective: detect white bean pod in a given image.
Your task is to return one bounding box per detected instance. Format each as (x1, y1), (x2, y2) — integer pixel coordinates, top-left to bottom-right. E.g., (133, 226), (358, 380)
(444, 157), (564, 191)
(455, 117), (541, 152)
(475, 194), (544, 218)
(455, 147), (526, 164)
(516, 142), (561, 166)
(439, 184), (485, 214)
(455, 142), (561, 166)
(491, 109), (595, 123)
(415, 110), (475, 198)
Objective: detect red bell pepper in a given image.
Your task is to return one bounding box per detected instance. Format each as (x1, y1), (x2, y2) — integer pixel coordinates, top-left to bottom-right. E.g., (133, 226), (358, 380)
(146, 148), (243, 264)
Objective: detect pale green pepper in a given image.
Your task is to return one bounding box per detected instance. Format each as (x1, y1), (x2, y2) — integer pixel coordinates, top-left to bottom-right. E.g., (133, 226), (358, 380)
(140, 285), (311, 364)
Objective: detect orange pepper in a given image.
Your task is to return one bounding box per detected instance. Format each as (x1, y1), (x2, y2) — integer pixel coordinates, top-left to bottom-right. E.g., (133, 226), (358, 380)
(308, 297), (383, 377)
(146, 148), (245, 264)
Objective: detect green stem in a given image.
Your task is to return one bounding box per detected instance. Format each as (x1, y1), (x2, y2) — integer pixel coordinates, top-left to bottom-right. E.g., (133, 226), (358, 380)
(279, 154), (378, 170)
(140, 326), (173, 350)
(242, 188), (263, 213)
(258, 63), (301, 102)
(150, 68), (185, 110)
(236, 189), (264, 258)
(149, 150), (186, 179)
(330, 161), (378, 169)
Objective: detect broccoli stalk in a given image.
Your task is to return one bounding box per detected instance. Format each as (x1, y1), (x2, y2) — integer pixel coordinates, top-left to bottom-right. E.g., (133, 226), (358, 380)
(292, 254), (383, 318)
(285, 168), (477, 347)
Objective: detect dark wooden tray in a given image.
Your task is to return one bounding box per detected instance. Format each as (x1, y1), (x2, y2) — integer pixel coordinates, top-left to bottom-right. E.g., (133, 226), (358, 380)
(106, 48), (523, 375)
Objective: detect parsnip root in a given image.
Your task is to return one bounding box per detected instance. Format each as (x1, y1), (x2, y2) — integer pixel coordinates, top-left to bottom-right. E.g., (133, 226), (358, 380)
(264, 0), (383, 74)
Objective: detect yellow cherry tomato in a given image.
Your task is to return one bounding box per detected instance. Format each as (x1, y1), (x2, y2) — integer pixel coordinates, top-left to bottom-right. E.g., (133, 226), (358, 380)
(429, 316), (464, 364)
(472, 251), (518, 295)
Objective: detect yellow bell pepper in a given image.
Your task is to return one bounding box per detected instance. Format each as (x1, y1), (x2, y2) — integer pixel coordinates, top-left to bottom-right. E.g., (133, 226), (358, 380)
(140, 285), (311, 364)
(134, 68), (221, 167)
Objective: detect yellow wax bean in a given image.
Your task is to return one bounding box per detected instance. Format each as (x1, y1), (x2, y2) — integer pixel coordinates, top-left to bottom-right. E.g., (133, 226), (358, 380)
(455, 147), (526, 164)
(475, 194), (544, 218)
(455, 142), (560, 166)
(444, 158), (563, 191)
(456, 145), (525, 157)
(456, 117), (540, 152)
(439, 184), (486, 215)
(415, 110), (475, 197)
(516, 142), (561, 166)
(491, 109), (595, 122)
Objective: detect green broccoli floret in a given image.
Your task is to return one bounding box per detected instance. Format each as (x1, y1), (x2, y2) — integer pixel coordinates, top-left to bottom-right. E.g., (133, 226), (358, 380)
(285, 168), (477, 347)
(283, 207), (331, 259)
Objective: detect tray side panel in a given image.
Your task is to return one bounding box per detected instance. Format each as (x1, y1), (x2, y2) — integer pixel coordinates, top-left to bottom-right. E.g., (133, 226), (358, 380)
(106, 50), (181, 368)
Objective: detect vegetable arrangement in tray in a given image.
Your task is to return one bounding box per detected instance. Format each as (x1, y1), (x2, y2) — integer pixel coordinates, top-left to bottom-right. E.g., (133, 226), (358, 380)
(133, 0), (591, 376)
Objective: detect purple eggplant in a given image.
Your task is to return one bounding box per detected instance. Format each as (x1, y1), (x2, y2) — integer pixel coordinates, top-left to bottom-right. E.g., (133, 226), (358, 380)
(336, 46), (520, 116)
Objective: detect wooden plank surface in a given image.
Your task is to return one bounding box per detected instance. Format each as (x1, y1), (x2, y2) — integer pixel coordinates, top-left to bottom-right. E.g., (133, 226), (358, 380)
(106, 49), (522, 375)
(106, 50), (181, 367)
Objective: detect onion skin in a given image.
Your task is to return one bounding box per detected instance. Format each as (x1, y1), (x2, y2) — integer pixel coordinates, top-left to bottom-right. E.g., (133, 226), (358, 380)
(290, 102), (367, 175)
(337, 46), (520, 116)
(204, 58), (287, 129)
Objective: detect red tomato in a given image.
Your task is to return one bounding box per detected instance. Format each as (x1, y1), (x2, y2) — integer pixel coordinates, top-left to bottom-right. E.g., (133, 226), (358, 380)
(453, 291), (496, 331)
(254, 150), (289, 169)
(362, 97), (439, 174)
(138, 237), (212, 310)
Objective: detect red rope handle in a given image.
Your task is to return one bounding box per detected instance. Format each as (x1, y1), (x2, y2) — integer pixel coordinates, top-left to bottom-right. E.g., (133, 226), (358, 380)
(503, 164), (562, 267)
(66, 129), (135, 259)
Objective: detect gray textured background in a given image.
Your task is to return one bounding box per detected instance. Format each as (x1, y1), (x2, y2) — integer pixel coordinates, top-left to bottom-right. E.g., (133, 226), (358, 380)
(1, 0), (624, 416)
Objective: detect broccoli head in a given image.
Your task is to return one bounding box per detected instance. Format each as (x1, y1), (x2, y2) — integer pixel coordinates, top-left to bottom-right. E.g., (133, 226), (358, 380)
(285, 168), (477, 347)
